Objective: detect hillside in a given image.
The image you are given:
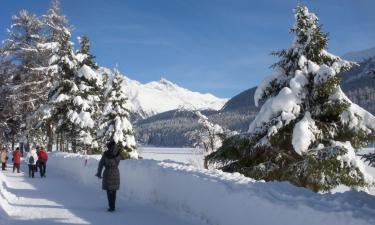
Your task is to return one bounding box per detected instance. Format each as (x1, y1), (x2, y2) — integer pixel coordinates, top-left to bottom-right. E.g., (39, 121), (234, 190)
(342, 47), (375, 62)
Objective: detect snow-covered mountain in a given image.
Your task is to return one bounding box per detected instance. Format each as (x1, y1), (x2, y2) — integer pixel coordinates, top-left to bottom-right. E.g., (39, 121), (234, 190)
(121, 76), (228, 118)
(342, 47), (375, 62)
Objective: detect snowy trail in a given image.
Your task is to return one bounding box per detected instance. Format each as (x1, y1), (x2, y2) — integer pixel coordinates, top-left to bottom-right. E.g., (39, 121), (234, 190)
(0, 163), (203, 225)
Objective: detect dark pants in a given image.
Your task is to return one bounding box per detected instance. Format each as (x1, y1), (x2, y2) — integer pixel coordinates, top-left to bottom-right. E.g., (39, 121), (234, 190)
(39, 161), (46, 177)
(28, 164), (36, 178)
(35, 160), (38, 172)
(13, 163), (20, 173)
(106, 190), (117, 210)
(1, 162), (6, 170)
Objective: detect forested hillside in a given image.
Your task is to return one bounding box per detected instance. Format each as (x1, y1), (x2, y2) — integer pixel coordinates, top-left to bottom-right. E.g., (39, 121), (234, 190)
(135, 56), (375, 147)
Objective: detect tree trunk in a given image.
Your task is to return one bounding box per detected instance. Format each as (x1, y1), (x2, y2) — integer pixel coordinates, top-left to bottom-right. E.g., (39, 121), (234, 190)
(56, 132), (59, 151)
(46, 121), (53, 152)
(60, 133), (64, 152)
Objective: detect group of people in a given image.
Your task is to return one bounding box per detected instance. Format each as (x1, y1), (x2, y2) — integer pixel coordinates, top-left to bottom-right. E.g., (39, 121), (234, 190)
(0, 146), (48, 178)
(1, 141), (121, 213)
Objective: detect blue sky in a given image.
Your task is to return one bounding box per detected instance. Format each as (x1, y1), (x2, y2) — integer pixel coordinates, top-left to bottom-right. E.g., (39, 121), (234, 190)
(1, 0), (375, 98)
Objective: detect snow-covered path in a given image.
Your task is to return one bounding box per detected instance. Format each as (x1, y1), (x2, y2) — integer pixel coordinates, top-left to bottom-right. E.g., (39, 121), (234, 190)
(0, 163), (203, 225)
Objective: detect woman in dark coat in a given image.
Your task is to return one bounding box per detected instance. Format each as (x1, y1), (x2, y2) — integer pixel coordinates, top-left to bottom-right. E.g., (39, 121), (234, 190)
(96, 141), (122, 212)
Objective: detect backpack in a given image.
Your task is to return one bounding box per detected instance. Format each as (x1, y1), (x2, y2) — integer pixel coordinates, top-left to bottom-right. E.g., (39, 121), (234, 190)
(29, 156), (34, 164)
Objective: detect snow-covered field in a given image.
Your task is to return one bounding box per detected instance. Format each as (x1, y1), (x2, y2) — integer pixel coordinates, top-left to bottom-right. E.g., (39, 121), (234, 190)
(139, 147), (204, 168)
(1, 148), (375, 225)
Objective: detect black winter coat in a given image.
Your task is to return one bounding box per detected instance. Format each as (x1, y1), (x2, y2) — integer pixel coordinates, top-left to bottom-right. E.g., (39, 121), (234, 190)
(97, 150), (121, 191)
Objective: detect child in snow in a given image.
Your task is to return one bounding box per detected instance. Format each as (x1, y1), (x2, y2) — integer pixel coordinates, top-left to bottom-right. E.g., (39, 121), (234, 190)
(12, 147), (22, 173)
(96, 141), (122, 212)
(26, 148), (38, 178)
(37, 147), (48, 177)
(1, 147), (8, 170)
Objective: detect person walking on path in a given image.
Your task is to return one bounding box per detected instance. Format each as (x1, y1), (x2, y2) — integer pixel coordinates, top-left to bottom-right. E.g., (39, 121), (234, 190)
(26, 148), (38, 178)
(12, 147), (22, 173)
(1, 147), (8, 170)
(37, 147), (48, 177)
(96, 141), (122, 212)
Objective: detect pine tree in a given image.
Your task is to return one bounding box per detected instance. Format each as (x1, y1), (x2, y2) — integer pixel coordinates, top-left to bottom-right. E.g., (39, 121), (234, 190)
(361, 153), (375, 167)
(43, 0), (79, 152)
(206, 5), (375, 191)
(361, 64), (375, 165)
(32, 0), (77, 151)
(71, 36), (103, 153)
(76, 36), (98, 69)
(1, 9), (51, 149)
(98, 68), (137, 159)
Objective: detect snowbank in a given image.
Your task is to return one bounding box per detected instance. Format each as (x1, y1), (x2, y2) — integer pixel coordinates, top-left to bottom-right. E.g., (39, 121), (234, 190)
(49, 153), (375, 225)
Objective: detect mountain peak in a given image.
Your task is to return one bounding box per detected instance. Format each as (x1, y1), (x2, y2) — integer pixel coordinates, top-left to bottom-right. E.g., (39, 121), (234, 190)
(109, 70), (228, 118)
(157, 77), (178, 88)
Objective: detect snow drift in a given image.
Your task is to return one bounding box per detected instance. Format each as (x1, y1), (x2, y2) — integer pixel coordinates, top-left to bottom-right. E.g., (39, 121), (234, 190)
(49, 153), (375, 225)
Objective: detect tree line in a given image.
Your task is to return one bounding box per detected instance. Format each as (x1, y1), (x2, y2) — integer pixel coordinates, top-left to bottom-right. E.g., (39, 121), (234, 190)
(0, 0), (137, 158)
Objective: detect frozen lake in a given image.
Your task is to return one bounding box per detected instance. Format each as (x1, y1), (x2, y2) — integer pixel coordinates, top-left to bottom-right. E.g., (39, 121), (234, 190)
(138, 147), (205, 168)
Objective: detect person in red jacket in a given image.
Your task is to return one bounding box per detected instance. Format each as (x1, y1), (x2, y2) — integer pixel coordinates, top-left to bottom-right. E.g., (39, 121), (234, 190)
(37, 148), (48, 177)
(12, 147), (22, 173)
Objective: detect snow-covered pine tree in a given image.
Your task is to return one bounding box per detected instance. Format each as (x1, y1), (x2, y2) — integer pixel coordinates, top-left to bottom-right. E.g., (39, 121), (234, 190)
(361, 66), (375, 166)
(71, 36), (103, 153)
(43, 0), (80, 152)
(97, 68), (137, 159)
(76, 36), (98, 69)
(206, 5), (375, 191)
(362, 153), (375, 167)
(1, 9), (51, 149)
(34, 0), (76, 151)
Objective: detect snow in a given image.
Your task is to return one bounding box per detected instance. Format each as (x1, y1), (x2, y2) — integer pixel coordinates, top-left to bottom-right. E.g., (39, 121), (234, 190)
(73, 96), (90, 110)
(187, 110), (226, 156)
(2, 152), (375, 225)
(37, 42), (59, 53)
(289, 70), (308, 96)
(333, 141), (372, 182)
(249, 87), (301, 136)
(61, 55), (75, 69)
(75, 53), (88, 63)
(120, 74), (228, 118)
(67, 110), (95, 129)
(0, 158), (200, 225)
(331, 87), (375, 133)
(53, 93), (70, 103)
(254, 67), (287, 107)
(97, 70), (137, 156)
(292, 112), (320, 155)
(139, 147), (204, 166)
(314, 64), (336, 84)
(113, 117), (136, 148)
(77, 65), (103, 86)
